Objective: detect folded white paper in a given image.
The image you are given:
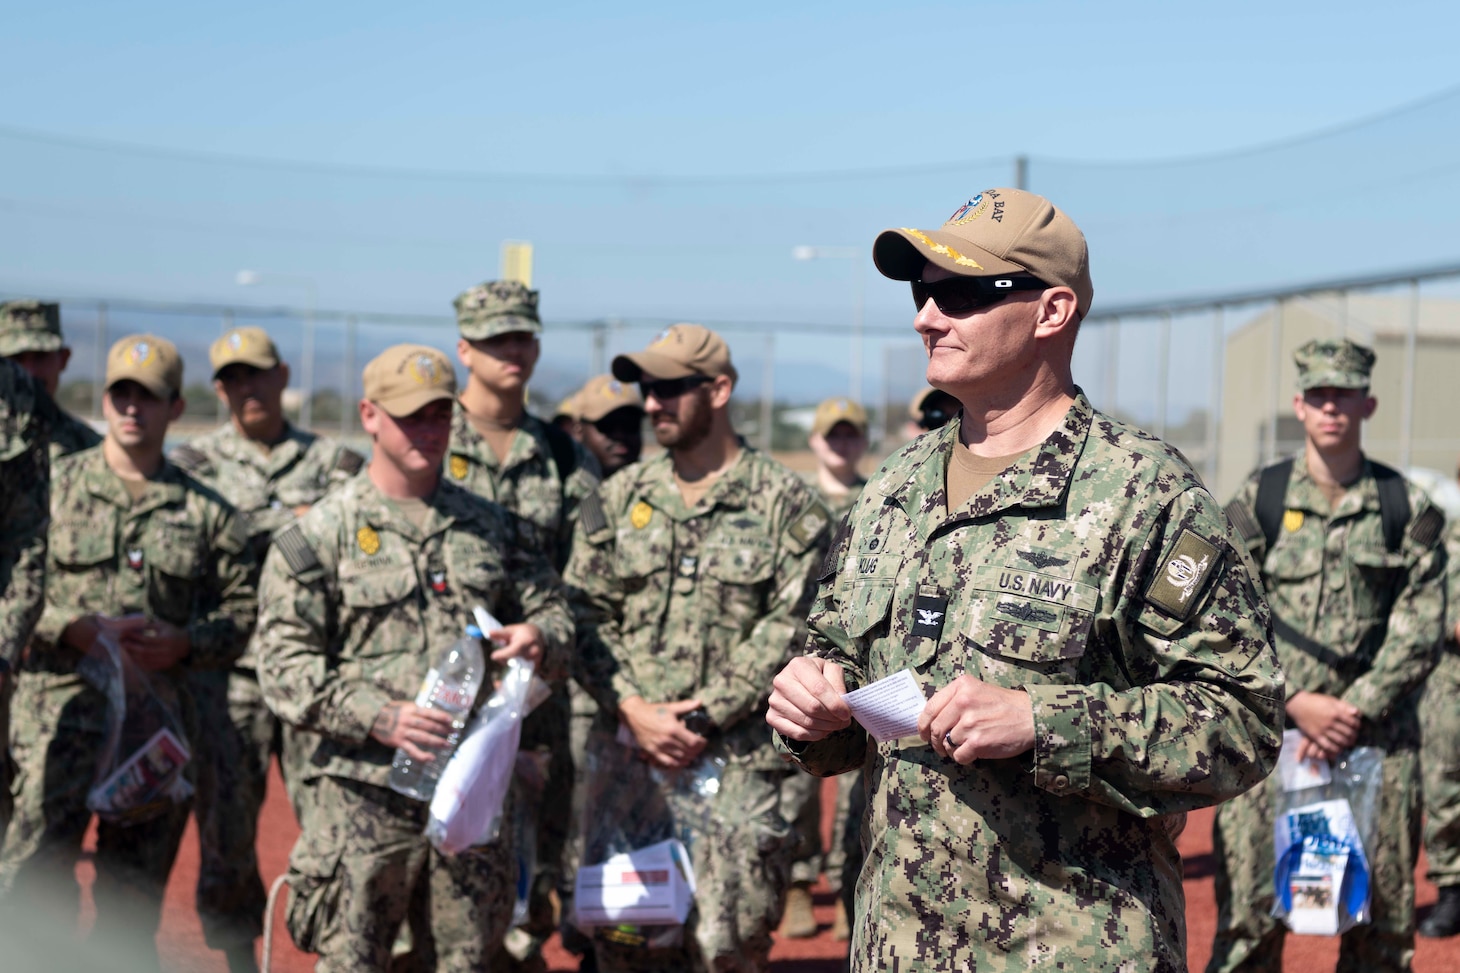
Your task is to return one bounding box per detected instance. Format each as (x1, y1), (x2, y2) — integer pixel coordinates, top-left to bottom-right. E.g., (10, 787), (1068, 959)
(843, 669), (927, 743)
(1277, 728), (1333, 792)
(574, 838), (696, 927)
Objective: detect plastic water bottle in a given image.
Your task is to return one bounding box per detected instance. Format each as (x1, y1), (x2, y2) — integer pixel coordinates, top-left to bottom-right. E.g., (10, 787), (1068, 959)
(390, 625), (486, 801)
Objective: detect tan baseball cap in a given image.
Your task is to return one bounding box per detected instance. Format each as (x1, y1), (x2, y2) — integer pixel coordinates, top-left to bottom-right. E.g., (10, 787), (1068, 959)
(105, 334), (183, 399)
(574, 374), (644, 422)
(908, 387), (960, 426)
(812, 397), (868, 437)
(363, 344), (457, 418)
(454, 280), (542, 341)
(612, 324), (738, 385)
(551, 392), (579, 424)
(0, 300), (63, 357)
(210, 326), (281, 377)
(873, 188), (1094, 317)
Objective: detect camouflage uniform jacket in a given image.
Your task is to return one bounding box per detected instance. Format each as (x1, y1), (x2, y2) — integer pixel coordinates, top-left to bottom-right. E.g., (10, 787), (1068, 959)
(446, 403), (600, 571)
(814, 477), (865, 524)
(28, 447), (257, 673)
(566, 446), (831, 771)
(1446, 518), (1460, 647)
(0, 361), (51, 669)
(1226, 453), (1447, 747)
(779, 393), (1285, 972)
(48, 409), (101, 463)
(253, 475), (574, 787)
(170, 420), (363, 666)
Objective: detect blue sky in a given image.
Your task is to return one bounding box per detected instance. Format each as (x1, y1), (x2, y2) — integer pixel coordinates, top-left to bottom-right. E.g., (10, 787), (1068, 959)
(5, 1), (1460, 410)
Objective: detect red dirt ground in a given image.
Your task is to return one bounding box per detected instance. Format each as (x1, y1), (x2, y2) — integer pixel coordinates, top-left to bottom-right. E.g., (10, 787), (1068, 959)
(70, 764), (1459, 971)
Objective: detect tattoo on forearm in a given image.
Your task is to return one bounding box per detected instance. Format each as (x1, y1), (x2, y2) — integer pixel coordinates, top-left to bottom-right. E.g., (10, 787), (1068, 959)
(373, 702), (402, 738)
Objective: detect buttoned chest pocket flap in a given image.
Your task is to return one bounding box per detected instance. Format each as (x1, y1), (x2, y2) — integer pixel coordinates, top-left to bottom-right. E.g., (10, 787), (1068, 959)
(339, 563), (418, 612)
(447, 535), (509, 600)
(1265, 536), (1322, 582)
(613, 527), (668, 586)
(705, 535), (776, 626)
(960, 565), (1098, 670)
(147, 524), (206, 580)
(50, 522), (116, 569)
(839, 552), (901, 641)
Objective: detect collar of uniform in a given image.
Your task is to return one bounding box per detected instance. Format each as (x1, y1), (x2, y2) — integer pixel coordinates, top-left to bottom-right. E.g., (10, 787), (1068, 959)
(1286, 451), (1382, 519)
(633, 445), (753, 521)
(214, 419), (309, 475)
(353, 474), (457, 542)
(81, 449), (187, 513)
(450, 400), (547, 471)
(876, 391), (1092, 522)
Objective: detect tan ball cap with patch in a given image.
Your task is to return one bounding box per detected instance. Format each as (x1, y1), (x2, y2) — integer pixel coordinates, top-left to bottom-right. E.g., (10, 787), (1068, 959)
(612, 323), (738, 385)
(574, 374), (644, 422)
(210, 326), (281, 377)
(812, 397), (868, 437)
(873, 188), (1093, 317)
(105, 334), (183, 399)
(363, 344), (457, 417)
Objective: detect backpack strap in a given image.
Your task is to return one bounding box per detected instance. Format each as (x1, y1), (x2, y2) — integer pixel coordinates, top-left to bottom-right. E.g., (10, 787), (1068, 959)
(540, 420), (579, 490)
(1368, 461), (1412, 554)
(1254, 458), (1295, 553)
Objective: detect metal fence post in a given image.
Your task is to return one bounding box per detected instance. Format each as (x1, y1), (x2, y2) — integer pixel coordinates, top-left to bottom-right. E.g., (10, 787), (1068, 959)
(761, 332), (775, 452)
(342, 315), (357, 436)
(1399, 279), (1419, 468)
(92, 302), (107, 419)
(1155, 311), (1171, 440)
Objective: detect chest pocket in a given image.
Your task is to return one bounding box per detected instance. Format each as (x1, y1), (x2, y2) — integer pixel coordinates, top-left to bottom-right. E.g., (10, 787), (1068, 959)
(448, 535), (509, 602)
(144, 524), (207, 625)
(1265, 536), (1322, 581)
(839, 552), (900, 641)
(958, 564), (1098, 678)
(1350, 546), (1406, 617)
(51, 524), (116, 570)
(705, 535), (776, 629)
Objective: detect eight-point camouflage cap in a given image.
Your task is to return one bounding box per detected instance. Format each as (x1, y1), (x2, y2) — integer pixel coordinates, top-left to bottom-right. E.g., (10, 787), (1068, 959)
(454, 280), (542, 341)
(210, 326), (281, 377)
(573, 374), (644, 422)
(105, 334), (183, 399)
(873, 188), (1094, 317)
(0, 300), (63, 357)
(812, 396), (868, 436)
(363, 343), (457, 417)
(1295, 338), (1376, 391)
(612, 323), (738, 384)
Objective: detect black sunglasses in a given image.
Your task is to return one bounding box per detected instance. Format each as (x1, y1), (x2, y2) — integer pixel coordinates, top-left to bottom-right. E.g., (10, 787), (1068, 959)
(639, 375), (712, 401)
(911, 275), (1049, 314)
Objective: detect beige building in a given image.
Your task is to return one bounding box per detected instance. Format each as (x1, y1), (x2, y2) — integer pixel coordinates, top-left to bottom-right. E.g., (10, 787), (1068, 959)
(1216, 292), (1460, 500)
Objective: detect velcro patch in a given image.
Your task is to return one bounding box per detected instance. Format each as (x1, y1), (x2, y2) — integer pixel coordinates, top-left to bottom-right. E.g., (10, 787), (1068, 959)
(274, 523), (321, 576)
(1144, 528), (1221, 621)
(579, 488), (609, 537)
(1223, 500), (1262, 544)
(334, 449), (364, 476)
(1410, 506), (1443, 548)
(910, 593), (948, 640)
(170, 444), (213, 477)
(786, 499), (832, 552)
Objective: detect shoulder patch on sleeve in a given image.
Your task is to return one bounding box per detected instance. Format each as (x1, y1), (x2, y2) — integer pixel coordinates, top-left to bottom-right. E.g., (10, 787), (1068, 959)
(1410, 505), (1444, 548)
(579, 487), (609, 537)
(1223, 499), (1263, 544)
(786, 498), (832, 553)
(274, 522), (322, 576)
(334, 448), (364, 476)
(170, 443), (213, 477)
(1144, 528), (1222, 621)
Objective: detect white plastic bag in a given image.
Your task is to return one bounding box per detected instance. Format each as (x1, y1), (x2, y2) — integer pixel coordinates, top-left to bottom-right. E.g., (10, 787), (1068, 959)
(425, 656), (539, 854)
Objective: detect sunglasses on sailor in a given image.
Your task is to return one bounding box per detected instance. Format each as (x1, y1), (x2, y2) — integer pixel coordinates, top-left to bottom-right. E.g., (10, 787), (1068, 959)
(911, 275), (1049, 314)
(639, 375), (712, 402)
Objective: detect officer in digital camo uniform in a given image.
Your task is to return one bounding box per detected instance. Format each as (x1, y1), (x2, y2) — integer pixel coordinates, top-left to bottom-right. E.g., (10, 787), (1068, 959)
(167, 325), (364, 970)
(0, 300), (102, 461)
(448, 279), (600, 969)
(0, 359), (52, 837)
(776, 396), (871, 942)
(1208, 338), (1447, 973)
(1419, 483), (1460, 938)
(0, 334), (256, 964)
(565, 324), (831, 973)
(255, 343), (573, 973)
(767, 189), (1285, 973)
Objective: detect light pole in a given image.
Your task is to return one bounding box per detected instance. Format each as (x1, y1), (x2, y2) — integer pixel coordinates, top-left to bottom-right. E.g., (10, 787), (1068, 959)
(792, 246), (865, 401)
(236, 269), (319, 429)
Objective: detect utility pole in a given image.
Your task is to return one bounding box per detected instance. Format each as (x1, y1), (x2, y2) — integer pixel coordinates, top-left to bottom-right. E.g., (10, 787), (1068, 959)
(1015, 155), (1029, 191)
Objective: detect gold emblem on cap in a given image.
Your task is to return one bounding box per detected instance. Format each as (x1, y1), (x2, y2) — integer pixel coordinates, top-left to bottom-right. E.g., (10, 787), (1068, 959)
(127, 341), (156, 366)
(630, 501), (653, 530)
(408, 353), (439, 385)
(900, 228), (985, 270)
(449, 454), (468, 480)
(1283, 510), (1304, 533)
(357, 526), (381, 555)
